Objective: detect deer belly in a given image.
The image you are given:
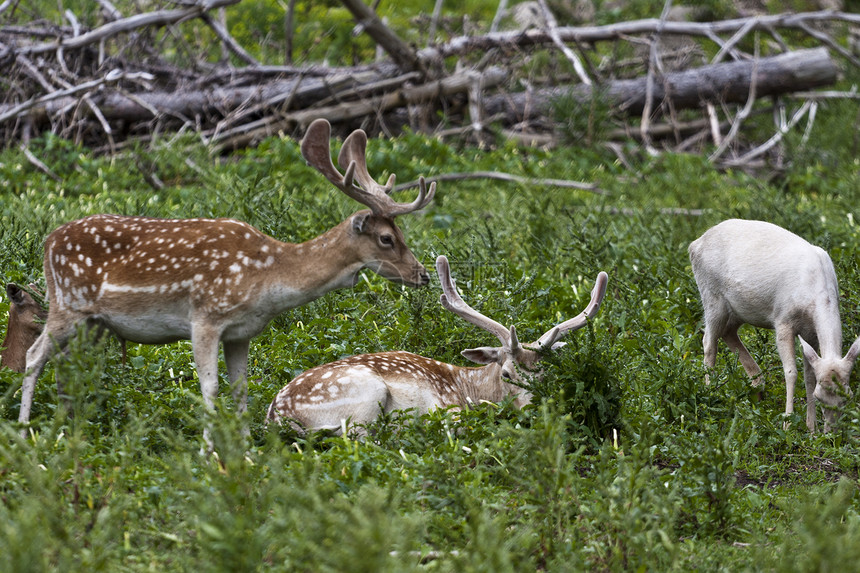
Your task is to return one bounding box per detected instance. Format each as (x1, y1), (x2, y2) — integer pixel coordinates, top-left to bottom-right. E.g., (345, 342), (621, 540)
(98, 313), (191, 344)
(220, 315), (275, 342)
(384, 379), (444, 414)
(725, 298), (776, 330)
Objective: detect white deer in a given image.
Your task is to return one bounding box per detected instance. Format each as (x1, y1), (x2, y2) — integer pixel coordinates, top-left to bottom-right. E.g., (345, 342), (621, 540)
(266, 255), (609, 435)
(689, 218), (860, 432)
(18, 118), (436, 443)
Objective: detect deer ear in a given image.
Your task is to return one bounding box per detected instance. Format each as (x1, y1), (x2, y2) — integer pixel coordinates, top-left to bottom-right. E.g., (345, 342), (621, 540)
(845, 335), (860, 365)
(799, 336), (820, 366)
(351, 212), (372, 234)
(461, 347), (502, 365)
(6, 283), (24, 305)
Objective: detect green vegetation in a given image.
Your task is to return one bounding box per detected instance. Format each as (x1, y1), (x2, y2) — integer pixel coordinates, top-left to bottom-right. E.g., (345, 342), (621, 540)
(1, 91), (860, 570)
(4, 0), (860, 570)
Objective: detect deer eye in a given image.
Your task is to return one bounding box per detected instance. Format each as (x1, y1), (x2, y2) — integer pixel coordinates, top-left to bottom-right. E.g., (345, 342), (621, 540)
(379, 234), (395, 247)
(501, 370), (512, 380)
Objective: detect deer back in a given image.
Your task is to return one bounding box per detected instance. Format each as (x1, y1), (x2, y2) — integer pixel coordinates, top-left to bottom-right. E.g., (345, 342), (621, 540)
(42, 214), (293, 341)
(689, 218), (840, 336)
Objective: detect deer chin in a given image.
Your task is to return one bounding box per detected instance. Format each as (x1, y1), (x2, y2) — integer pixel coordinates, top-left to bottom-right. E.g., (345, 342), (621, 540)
(397, 272), (430, 288)
(364, 262), (429, 288)
(813, 383), (850, 408)
(346, 270), (361, 288)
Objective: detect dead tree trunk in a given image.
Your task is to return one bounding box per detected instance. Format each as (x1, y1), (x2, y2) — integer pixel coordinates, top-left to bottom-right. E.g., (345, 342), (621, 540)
(483, 48), (838, 123)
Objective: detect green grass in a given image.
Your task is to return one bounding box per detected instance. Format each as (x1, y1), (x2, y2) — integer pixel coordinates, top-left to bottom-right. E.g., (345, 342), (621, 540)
(4, 1), (860, 570)
(2, 94), (860, 570)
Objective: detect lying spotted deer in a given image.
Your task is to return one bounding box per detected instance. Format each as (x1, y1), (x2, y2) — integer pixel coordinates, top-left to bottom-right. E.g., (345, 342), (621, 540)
(266, 255), (609, 435)
(18, 118), (435, 443)
(1, 284), (47, 373)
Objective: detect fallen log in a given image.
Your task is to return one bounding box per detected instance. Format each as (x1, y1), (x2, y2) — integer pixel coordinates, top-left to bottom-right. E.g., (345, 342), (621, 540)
(212, 66), (509, 150)
(416, 12), (860, 67)
(0, 0), (850, 153)
(483, 48), (837, 122)
(0, 67), (398, 130)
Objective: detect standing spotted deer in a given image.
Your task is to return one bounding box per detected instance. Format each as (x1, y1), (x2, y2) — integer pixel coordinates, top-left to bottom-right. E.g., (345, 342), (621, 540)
(690, 218), (860, 432)
(1, 284), (47, 373)
(266, 255), (609, 435)
(18, 118), (435, 442)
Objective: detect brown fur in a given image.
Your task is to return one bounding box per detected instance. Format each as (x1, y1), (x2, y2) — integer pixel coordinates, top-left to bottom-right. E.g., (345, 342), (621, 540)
(1, 284), (47, 372)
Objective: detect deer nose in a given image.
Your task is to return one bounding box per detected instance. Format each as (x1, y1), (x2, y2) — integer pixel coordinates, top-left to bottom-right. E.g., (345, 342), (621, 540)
(417, 269), (431, 286)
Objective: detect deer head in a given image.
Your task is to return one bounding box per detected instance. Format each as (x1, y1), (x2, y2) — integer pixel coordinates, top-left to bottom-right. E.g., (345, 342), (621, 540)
(437, 255), (608, 386)
(1, 284), (47, 373)
(301, 118), (435, 286)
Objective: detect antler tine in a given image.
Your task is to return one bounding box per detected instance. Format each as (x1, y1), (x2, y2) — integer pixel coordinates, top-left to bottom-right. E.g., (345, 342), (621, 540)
(535, 271), (609, 349)
(338, 128), (435, 218)
(338, 129), (395, 195)
(385, 176), (436, 217)
(300, 119), (352, 189)
(436, 255), (512, 348)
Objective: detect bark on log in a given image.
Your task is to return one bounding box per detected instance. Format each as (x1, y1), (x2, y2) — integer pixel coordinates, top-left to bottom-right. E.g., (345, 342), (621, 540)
(0, 67), (401, 130)
(483, 48), (837, 122)
(213, 66), (509, 150)
(416, 12), (860, 64)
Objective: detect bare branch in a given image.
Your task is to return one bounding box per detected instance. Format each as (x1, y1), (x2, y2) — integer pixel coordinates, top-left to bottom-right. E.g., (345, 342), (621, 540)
(20, 145), (60, 180)
(200, 12), (260, 66)
(640, 0), (673, 155)
(18, 0), (243, 55)
(394, 171), (601, 194)
(537, 0), (591, 85)
(709, 35), (759, 162)
(417, 11), (860, 64)
(723, 100), (813, 167)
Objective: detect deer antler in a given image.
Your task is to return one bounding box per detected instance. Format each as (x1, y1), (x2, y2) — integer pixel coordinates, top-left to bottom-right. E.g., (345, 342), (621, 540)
(436, 255), (515, 350)
(534, 271), (609, 350)
(301, 118), (435, 217)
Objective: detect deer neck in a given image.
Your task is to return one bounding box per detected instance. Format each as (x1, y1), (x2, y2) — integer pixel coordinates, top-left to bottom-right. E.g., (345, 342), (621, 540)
(0, 316), (37, 372)
(448, 363), (525, 405)
(802, 293), (843, 359)
(267, 218), (365, 307)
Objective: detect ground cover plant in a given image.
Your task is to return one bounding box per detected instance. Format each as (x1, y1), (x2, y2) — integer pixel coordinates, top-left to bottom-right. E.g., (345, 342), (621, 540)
(2, 95), (860, 570)
(4, 1), (860, 572)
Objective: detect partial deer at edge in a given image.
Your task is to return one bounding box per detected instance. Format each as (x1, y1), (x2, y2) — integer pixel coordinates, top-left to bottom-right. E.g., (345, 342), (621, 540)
(18, 118), (436, 444)
(1, 284), (46, 373)
(267, 255), (609, 435)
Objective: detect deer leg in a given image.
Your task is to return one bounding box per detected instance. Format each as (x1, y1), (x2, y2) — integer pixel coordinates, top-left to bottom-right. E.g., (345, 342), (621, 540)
(722, 329), (764, 385)
(223, 338), (250, 438)
(702, 325), (718, 386)
(774, 326), (798, 430)
(802, 355), (818, 432)
(19, 318), (80, 436)
(191, 323), (223, 451)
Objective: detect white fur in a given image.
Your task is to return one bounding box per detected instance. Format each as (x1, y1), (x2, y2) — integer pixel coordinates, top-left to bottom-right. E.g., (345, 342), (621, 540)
(689, 219), (860, 432)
